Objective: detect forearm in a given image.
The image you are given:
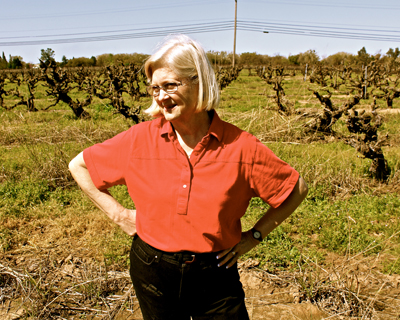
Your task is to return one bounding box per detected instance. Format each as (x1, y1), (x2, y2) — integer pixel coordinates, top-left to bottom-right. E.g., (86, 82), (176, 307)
(218, 176), (308, 268)
(68, 152), (136, 235)
(253, 176), (308, 240)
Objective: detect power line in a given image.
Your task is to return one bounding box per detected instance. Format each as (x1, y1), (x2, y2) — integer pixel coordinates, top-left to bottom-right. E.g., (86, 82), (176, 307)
(1, 20), (399, 47)
(0, 22), (234, 40)
(238, 21), (400, 42)
(2, 0), (399, 22)
(0, 23), (233, 46)
(238, 20), (400, 34)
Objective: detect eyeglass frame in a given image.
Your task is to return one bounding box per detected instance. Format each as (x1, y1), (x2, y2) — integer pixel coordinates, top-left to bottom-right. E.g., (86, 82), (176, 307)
(146, 81), (184, 97)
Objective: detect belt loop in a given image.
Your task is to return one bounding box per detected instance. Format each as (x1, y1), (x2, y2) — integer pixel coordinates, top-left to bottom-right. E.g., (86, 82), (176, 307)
(185, 255), (196, 264)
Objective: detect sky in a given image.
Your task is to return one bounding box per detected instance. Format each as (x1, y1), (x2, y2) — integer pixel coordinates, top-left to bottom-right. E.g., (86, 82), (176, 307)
(1, 0), (399, 64)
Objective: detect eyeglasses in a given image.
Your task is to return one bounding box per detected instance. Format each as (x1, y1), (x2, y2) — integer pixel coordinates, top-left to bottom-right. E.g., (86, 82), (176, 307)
(146, 82), (183, 97)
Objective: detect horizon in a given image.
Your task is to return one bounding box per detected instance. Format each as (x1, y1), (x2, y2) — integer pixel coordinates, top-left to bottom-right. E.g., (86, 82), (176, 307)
(1, 0), (399, 64)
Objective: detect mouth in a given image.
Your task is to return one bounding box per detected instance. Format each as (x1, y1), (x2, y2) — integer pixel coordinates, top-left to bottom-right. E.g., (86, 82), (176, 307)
(163, 104), (177, 110)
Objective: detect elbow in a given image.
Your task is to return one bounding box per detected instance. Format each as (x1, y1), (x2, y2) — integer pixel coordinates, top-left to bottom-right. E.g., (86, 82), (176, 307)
(298, 176), (308, 200)
(68, 152), (85, 175)
(68, 159), (74, 171)
(68, 157), (78, 174)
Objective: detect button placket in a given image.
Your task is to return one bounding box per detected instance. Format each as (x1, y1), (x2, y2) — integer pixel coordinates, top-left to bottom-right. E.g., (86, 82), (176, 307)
(173, 133), (211, 215)
(188, 135), (210, 167)
(176, 164), (191, 215)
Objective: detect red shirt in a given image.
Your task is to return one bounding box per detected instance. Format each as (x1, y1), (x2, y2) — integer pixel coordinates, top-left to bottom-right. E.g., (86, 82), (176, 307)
(83, 111), (299, 253)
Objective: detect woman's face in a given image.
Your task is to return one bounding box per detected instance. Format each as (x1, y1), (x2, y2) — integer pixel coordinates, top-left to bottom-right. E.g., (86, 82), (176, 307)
(151, 67), (199, 124)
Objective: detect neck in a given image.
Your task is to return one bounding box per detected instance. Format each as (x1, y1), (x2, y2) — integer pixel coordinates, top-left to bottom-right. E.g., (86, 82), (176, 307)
(173, 111), (211, 152)
(173, 111), (210, 139)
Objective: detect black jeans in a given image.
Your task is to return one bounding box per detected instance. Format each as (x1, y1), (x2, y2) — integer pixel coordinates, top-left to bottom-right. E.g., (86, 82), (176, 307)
(129, 235), (249, 320)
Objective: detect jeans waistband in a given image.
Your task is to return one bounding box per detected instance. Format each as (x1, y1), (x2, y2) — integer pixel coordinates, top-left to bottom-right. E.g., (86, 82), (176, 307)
(134, 235), (219, 266)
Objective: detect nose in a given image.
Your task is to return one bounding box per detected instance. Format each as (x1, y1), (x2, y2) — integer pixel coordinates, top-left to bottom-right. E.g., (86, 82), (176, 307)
(157, 89), (170, 101)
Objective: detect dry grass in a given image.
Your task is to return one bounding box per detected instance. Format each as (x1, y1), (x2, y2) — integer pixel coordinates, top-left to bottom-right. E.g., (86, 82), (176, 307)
(1, 69), (399, 319)
(241, 250), (400, 319)
(0, 259), (138, 319)
(0, 207), (139, 319)
(220, 107), (400, 201)
(2, 248), (400, 319)
(1, 207), (399, 318)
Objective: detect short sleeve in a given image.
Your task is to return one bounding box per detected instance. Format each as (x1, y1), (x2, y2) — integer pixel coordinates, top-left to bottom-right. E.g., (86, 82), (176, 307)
(251, 140), (299, 208)
(83, 129), (132, 191)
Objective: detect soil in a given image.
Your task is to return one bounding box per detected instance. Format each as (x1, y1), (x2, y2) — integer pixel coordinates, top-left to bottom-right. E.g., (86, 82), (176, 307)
(1, 243), (400, 320)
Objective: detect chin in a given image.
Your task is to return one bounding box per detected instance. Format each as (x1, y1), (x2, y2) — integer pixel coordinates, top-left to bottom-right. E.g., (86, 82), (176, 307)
(163, 114), (180, 122)
(162, 109), (181, 121)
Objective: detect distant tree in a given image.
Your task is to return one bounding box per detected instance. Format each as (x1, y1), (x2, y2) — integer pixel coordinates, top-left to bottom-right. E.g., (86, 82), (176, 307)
(205, 51), (231, 66)
(269, 54), (288, 66)
(90, 56), (97, 66)
(40, 48), (56, 66)
(298, 50), (319, 65)
(386, 47), (400, 59)
(66, 57), (96, 67)
(8, 56), (23, 69)
(288, 54), (300, 65)
(357, 47), (373, 67)
(97, 53), (115, 66)
(323, 52), (354, 67)
(385, 47), (400, 69)
(60, 55), (68, 67)
(0, 52), (7, 69)
(96, 53), (149, 67)
(239, 52), (265, 66)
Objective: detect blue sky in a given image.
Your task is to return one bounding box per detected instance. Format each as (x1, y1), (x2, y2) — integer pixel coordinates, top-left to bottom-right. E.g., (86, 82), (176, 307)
(1, 0), (399, 63)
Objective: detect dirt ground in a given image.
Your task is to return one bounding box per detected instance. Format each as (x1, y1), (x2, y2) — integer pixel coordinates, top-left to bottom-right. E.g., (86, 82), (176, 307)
(1, 244), (399, 320)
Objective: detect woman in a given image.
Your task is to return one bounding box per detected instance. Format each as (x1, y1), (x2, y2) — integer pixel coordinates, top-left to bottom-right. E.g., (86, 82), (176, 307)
(69, 35), (308, 320)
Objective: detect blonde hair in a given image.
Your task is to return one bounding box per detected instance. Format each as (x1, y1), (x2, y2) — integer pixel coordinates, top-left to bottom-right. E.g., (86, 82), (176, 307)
(144, 34), (220, 117)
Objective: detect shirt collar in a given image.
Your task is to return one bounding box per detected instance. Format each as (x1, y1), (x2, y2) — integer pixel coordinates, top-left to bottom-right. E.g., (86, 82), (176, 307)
(159, 109), (224, 142)
(160, 117), (172, 137)
(208, 110), (223, 142)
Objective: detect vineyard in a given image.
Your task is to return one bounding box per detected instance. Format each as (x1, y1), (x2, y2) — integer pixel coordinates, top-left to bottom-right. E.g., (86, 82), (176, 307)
(1, 60), (400, 319)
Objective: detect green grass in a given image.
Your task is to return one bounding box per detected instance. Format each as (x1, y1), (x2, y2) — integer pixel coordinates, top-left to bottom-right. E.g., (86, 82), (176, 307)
(240, 192), (400, 271)
(1, 69), (400, 275)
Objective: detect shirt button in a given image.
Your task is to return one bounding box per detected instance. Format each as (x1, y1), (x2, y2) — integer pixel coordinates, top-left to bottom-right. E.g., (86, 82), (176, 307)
(183, 185), (187, 188)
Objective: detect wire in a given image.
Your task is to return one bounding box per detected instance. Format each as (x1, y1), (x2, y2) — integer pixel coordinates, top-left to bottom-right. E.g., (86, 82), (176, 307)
(0, 23), (233, 46)
(238, 20), (400, 34)
(1, 20), (399, 46)
(237, 21), (400, 41)
(0, 22), (234, 40)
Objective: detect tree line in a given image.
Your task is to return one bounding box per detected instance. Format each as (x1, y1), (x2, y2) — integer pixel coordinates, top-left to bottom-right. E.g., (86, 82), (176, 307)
(1, 46), (399, 70)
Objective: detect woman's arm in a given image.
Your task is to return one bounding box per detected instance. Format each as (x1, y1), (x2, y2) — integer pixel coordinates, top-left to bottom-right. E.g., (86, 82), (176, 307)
(68, 152), (137, 236)
(217, 176), (308, 268)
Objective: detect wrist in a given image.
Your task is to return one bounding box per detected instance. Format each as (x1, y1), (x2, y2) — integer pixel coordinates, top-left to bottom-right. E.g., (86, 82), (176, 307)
(250, 227), (263, 242)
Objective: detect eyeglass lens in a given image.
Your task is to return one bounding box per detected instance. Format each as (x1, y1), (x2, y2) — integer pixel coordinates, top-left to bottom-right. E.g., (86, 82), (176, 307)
(147, 83), (180, 96)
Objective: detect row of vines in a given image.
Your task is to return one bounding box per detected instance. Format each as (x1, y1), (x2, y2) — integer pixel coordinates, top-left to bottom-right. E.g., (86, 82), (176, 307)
(0, 60), (242, 123)
(257, 60), (400, 181)
(1, 59), (398, 181)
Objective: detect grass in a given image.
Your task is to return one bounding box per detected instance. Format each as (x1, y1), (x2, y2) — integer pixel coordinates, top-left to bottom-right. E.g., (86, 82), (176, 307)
(1, 68), (400, 318)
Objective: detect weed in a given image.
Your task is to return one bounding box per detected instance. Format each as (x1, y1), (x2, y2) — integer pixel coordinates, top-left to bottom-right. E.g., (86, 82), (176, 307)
(0, 69), (399, 318)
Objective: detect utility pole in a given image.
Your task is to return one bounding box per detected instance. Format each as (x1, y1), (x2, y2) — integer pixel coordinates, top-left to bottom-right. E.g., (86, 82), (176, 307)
(233, 0), (237, 68)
